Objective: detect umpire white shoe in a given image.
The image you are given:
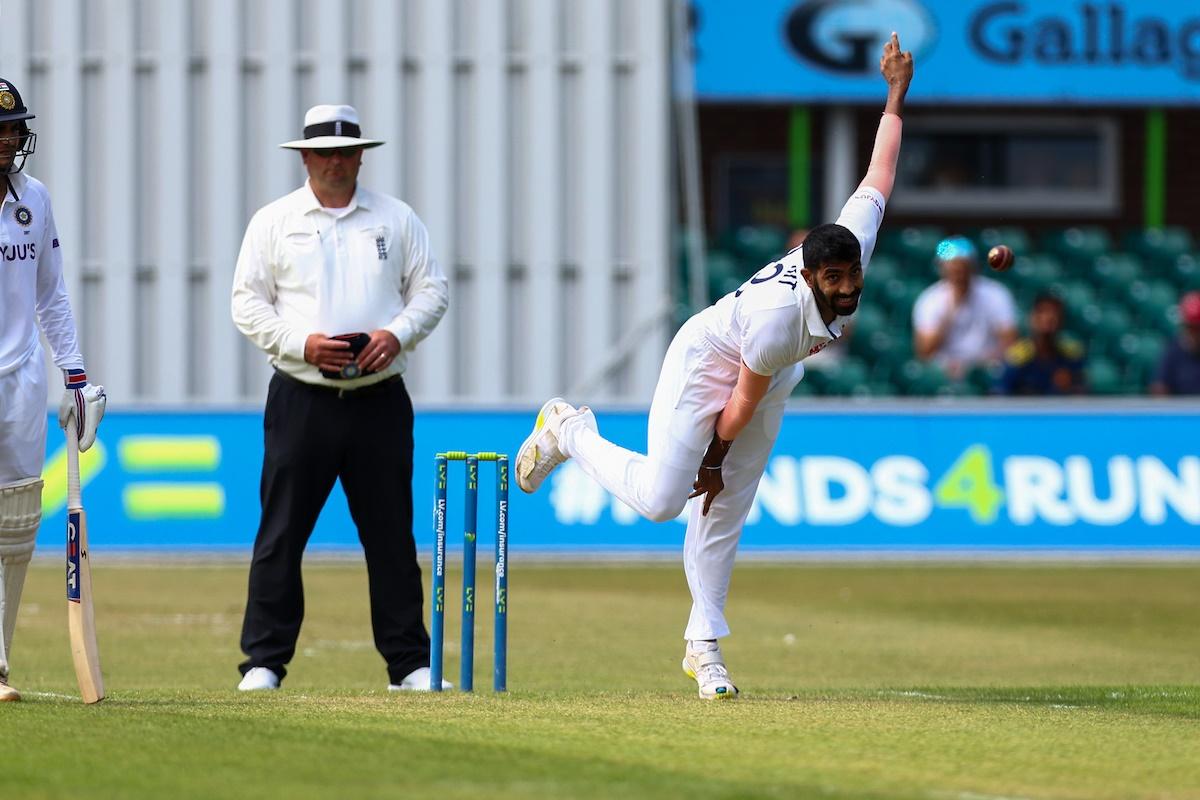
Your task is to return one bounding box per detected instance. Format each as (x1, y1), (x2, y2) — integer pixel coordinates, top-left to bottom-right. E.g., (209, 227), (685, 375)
(0, 676), (21, 702)
(515, 397), (594, 494)
(387, 667), (453, 692)
(682, 640), (739, 700)
(237, 667), (281, 691)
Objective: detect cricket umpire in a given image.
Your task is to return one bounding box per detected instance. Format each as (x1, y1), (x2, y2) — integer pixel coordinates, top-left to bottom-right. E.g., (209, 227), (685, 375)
(0, 78), (106, 702)
(232, 104), (449, 691)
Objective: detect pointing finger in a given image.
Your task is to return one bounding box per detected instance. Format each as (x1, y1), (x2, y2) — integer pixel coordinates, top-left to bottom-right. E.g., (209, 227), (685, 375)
(891, 31), (900, 49)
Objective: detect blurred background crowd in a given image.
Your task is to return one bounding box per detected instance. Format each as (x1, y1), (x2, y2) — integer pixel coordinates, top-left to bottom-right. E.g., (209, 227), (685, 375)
(684, 1), (1200, 401)
(692, 225), (1200, 398)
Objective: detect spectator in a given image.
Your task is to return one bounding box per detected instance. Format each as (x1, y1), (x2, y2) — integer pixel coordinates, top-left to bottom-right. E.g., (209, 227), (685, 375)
(1150, 291), (1200, 395)
(996, 293), (1086, 395)
(913, 235), (1018, 379)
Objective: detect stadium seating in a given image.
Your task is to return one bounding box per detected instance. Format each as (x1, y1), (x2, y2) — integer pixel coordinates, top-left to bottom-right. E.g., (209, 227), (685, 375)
(1040, 226), (1113, 268)
(719, 225), (789, 268)
(1010, 254), (1063, 297)
(1085, 357), (1123, 395)
(881, 226), (944, 272)
(704, 249), (746, 300)
(1171, 254), (1200, 292)
(1123, 227), (1194, 270)
(1093, 253), (1143, 295)
(686, 224), (1195, 396)
(975, 226), (1033, 255)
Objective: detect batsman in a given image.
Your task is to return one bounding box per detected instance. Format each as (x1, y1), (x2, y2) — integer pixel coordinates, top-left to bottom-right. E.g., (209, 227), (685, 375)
(0, 79), (105, 702)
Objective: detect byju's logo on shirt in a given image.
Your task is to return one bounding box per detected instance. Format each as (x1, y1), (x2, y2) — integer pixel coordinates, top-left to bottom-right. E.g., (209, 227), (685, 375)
(1, 242), (37, 262)
(786, 0), (936, 74)
(376, 235), (387, 260)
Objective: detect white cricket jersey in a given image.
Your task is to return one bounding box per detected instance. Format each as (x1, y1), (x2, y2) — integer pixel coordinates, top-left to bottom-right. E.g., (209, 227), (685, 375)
(0, 172), (84, 377)
(231, 180), (449, 387)
(697, 187), (886, 376)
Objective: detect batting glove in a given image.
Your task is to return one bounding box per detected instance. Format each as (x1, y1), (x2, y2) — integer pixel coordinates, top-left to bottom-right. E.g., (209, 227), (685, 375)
(58, 369), (107, 451)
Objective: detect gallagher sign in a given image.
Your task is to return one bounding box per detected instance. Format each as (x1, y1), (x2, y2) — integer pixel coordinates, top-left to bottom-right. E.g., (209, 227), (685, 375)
(693, 0), (1200, 104)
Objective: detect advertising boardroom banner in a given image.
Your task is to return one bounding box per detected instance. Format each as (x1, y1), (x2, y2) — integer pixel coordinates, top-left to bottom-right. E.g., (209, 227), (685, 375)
(693, 0), (1200, 104)
(32, 407), (1200, 553)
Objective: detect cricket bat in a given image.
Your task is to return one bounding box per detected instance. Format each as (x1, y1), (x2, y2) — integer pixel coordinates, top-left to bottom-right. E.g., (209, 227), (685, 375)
(66, 425), (104, 704)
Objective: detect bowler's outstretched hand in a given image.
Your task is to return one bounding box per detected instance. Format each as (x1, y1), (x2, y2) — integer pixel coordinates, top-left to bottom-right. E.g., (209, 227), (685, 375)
(880, 32), (913, 93)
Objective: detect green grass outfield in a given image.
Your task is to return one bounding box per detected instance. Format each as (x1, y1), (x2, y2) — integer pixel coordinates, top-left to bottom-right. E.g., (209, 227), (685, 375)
(7, 560), (1200, 799)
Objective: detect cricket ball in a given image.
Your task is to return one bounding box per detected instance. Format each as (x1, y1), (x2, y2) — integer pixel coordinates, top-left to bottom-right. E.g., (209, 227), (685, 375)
(987, 244), (1014, 272)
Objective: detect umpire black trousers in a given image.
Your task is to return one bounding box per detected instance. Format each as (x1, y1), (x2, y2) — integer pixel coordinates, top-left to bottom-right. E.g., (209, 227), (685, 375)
(239, 371), (429, 684)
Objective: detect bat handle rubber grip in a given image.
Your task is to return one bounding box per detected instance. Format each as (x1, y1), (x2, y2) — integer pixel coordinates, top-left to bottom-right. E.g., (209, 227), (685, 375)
(66, 425), (82, 510)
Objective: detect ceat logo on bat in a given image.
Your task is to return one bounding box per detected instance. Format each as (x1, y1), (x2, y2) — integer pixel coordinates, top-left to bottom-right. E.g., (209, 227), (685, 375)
(67, 512), (81, 602)
(786, 0), (937, 74)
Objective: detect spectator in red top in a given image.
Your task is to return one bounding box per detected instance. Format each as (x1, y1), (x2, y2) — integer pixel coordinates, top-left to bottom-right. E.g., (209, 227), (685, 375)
(1150, 291), (1200, 396)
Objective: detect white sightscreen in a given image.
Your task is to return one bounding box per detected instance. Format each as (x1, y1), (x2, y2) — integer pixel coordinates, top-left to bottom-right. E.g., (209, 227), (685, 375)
(1, 0), (672, 406)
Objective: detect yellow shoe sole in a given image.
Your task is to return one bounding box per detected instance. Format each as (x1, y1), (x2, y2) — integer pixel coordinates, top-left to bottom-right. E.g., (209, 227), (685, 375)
(682, 659), (739, 700)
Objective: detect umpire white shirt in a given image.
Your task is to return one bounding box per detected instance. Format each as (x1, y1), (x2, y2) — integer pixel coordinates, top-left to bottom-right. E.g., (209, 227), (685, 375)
(232, 181), (449, 387)
(0, 172), (85, 376)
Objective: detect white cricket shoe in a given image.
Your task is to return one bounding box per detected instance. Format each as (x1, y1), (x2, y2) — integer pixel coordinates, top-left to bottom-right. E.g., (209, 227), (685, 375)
(515, 397), (595, 493)
(0, 676), (21, 702)
(387, 666), (454, 692)
(682, 640), (739, 700)
(237, 667), (281, 691)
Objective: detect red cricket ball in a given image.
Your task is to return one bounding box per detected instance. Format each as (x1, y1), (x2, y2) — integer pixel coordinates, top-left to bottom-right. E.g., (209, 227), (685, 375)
(987, 244), (1014, 271)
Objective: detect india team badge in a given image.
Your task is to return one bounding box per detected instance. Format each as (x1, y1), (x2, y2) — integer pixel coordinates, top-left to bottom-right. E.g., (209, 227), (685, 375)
(14, 205), (32, 227)
(0, 90), (14, 111)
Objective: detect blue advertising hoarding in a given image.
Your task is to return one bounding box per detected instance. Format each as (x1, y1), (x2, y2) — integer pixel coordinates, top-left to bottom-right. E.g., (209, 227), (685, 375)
(693, 0), (1200, 103)
(33, 406), (1200, 553)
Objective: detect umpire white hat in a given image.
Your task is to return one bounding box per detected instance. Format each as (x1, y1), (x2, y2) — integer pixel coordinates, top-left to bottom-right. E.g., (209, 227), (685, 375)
(280, 104), (384, 150)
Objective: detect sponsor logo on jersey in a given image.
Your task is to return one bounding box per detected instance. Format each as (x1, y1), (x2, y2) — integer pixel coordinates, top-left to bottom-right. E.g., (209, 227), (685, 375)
(0, 242), (36, 262)
(853, 191), (884, 215)
(786, 0), (937, 74)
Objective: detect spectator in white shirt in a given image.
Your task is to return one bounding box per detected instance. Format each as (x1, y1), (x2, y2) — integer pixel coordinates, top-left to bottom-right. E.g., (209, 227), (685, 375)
(231, 104), (449, 693)
(912, 235), (1018, 379)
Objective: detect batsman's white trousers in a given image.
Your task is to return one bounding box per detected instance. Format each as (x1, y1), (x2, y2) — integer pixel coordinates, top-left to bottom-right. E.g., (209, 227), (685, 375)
(558, 315), (803, 641)
(0, 347), (47, 682)
(0, 346), (48, 485)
